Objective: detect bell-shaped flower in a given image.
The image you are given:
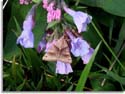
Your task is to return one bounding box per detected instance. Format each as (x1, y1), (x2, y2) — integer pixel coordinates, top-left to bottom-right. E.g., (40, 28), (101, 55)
(16, 4), (37, 48)
(64, 7), (92, 33)
(16, 30), (34, 48)
(82, 48), (94, 64)
(23, 15), (34, 31)
(71, 37), (90, 57)
(56, 61), (73, 74)
(66, 30), (90, 57)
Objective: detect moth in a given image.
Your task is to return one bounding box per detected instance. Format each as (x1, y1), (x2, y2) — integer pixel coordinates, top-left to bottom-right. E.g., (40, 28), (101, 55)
(42, 36), (72, 63)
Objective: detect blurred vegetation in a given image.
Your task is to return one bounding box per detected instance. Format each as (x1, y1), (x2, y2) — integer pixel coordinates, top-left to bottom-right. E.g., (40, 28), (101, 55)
(3, 0), (125, 91)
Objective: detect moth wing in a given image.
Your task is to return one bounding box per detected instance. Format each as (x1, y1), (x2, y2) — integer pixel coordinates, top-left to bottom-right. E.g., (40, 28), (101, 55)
(42, 44), (58, 62)
(42, 52), (57, 62)
(55, 36), (68, 50)
(58, 54), (72, 64)
(58, 47), (72, 64)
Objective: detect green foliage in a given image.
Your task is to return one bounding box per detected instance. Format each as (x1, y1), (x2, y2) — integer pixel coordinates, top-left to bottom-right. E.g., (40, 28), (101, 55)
(75, 42), (102, 91)
(3, 0), (125, 91)
(76, 0), (125, 17)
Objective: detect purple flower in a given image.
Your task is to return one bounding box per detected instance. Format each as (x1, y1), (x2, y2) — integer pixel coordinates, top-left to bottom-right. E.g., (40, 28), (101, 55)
(16, 30), (34, 48)
(56, 61), (73, 74)
(66, 30), (90, 57)
(82, 48), (94, 64)
(71, 37), (90, 57)
(16, 4), (37, 48)
(64, 7), (92, 33)
(65, 30), (94, 64)
(23, 15), (34, 31)
(37, 34), (47, 53)
(37, 40), (46, 53)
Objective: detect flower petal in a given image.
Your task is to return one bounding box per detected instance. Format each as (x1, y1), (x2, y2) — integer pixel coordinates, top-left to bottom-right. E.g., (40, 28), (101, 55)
(64, 7), (92, 33)
(82, 48), (94, 64)
(73, 12), (91, 33)
(71, 38), (90, 57)
(64, 7), (75, 16)
(56, 61), (73, 74)
(16, 30), (34, 48)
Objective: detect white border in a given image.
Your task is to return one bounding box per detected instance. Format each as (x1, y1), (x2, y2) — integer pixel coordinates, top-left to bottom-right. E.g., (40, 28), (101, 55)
(0, 0), (3, 93)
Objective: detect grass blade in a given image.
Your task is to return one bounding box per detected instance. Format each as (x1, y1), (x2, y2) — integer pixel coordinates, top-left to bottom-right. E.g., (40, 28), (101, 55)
(91, 21), (125, 71)
(114, 19), (125, 53)
(13, 16), (21, 35)
(16, 79), (26, 91)
(36, 74), (43, 90)
(75, 41), (102, 91)
(67, 84), (73, 91)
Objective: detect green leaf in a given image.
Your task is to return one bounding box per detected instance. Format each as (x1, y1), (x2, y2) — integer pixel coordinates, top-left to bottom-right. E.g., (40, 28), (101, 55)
(67, 84), (73, 91)
(47, 20), (60, 29)
(33, 6), (47, 48)
(4, 29), (21, 60)
(4, 0), (33, 61)
(16, 79), (26, 91)
(95, 63), (125, 85)
(89, 72), (116, 91)
(36, 74), (43, 90)
(13, 17), (21, 35)
(75, 41), (102, 91)
(78, 0), (125, 17)
(3, 73), (10, 78)
(107, 71), (125, 85)
(32, 0), (42, 3)
(82, 24), (101, 48)
(114, 19), (125, 53)
(92, 21), (125, 71)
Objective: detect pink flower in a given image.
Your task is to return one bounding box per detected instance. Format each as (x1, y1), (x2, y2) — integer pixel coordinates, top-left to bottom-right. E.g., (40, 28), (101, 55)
(47, 8), (61, 23)
(56, 61), (73, 74)
(47, 2), (55, 12)
(55, 9), (61, 20)
(19, 0), (32, 5)
(42, 0), (48, 9)
(44, 2), (61, 23)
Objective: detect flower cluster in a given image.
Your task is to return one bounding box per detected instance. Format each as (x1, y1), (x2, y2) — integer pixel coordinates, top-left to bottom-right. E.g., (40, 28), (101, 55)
(17, 0), (94, 75)
(43, 0), (61, 23)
